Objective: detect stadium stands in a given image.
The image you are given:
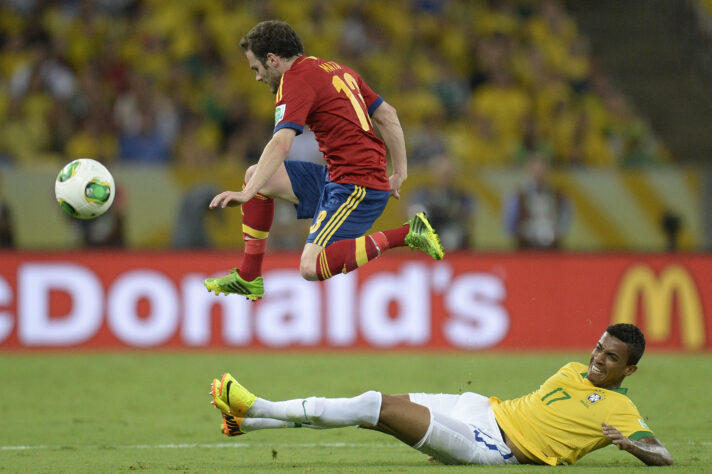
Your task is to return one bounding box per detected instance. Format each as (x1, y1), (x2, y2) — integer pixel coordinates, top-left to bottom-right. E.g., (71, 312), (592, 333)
(0, 0), (706, 251)
(0, 0), (668, 168)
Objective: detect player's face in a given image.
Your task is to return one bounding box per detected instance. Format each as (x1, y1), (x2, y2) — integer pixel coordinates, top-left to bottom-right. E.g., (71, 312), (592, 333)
(587, 332), (637, 389)
(245, 50), (282, 94)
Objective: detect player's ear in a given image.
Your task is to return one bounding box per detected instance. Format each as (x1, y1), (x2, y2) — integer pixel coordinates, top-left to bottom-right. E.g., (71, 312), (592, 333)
(266, 53), (278, 67)
(623, 364), (637, 377)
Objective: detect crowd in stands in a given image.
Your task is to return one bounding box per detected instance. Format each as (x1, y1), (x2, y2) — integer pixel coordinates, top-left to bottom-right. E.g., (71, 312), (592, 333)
(0, 0), (668, 170)
(693, 0), (712, 72)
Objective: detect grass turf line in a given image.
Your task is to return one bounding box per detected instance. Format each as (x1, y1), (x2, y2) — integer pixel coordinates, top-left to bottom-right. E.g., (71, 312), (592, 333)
(0, 352), (709, 472)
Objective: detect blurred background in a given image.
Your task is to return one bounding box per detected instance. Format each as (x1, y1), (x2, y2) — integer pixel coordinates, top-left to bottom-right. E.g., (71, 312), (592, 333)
(1, 4), (711, 468)
(0, 0), (710, 253)
(0, 0), (710, 354)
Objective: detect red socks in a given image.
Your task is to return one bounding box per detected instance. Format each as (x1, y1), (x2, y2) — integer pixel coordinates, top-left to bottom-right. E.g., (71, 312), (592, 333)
(239, 192), (274, 281)
(315, 224), (410, 281)
(378, 225), (409, 249)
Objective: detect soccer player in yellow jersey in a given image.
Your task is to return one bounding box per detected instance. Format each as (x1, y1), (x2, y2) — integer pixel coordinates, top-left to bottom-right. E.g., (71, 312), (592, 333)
(209, 324), (673, 466)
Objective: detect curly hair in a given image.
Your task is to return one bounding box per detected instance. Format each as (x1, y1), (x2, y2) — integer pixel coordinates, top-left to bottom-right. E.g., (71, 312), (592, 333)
(240, 20), (303, 65)
(606, 323), (646, 365)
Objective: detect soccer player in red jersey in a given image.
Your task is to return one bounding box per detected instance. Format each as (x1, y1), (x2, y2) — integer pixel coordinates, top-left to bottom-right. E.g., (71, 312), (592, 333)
(204, 20), (444, 300)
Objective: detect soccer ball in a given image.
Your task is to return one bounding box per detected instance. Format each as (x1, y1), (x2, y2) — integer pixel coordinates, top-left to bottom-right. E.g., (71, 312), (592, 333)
(55, 158), (115, 219)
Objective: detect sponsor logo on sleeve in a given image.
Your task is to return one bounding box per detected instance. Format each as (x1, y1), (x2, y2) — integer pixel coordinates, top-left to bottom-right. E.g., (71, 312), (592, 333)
(275, 104), (286, 125)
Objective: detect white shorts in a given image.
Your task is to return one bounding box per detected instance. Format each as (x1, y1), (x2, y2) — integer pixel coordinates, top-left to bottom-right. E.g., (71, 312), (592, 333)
(408, 392), (517, 465)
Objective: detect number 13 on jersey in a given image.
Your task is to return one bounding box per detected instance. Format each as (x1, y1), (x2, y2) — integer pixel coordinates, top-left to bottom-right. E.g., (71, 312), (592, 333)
(332, 73), (372, 131)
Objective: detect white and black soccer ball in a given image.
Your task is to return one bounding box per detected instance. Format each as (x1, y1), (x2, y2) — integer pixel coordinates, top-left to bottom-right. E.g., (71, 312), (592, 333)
(55, 158), (115, 219)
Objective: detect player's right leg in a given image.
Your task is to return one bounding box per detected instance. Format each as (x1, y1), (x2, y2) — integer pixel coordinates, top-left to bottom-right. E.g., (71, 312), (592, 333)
(404, 212), (444, 260)
(305, 210), (444, 281)
(218, 412), (322, 436)
(204, 163), (299, 300)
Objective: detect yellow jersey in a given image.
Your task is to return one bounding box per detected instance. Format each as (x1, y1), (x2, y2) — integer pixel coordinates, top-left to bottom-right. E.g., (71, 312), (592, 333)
(490, 362), (654, 465)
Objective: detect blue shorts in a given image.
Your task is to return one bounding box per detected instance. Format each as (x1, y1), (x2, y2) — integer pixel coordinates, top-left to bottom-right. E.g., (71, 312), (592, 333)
(284, 160), (390, 247)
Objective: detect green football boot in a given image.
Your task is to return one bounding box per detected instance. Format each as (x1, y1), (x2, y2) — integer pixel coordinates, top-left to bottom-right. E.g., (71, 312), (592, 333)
(204, 268), (264, 300)
(404, 212), (445, 260)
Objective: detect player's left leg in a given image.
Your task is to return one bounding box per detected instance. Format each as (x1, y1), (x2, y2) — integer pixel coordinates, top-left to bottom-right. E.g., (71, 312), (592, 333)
(204, 161), (323, 299)
(203, 164), (295, 299)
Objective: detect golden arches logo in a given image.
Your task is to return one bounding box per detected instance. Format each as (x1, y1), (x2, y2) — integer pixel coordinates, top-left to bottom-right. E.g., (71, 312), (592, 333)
(611, 264), (705, 349)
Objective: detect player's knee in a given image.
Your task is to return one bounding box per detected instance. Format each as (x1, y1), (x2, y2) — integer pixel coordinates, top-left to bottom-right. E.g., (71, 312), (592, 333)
(299, 262), (319, 281)
(299, 254), (319, 281)
(379, 394), (400, 420)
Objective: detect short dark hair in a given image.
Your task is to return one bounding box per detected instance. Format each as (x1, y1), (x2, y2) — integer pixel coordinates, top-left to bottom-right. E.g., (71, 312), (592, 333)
(240, 20), (303, 65)
(606, 324), (646, 365)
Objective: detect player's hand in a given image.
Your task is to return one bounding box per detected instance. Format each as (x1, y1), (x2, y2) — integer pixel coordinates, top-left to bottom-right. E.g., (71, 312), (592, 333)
(389, 172), (406, 199)
(209, 191), (251, 209)
(602, 422), (634, 451)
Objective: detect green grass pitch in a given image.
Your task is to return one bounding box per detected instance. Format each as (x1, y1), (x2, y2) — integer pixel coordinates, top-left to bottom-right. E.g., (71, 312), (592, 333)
(1, 351), (709, 472)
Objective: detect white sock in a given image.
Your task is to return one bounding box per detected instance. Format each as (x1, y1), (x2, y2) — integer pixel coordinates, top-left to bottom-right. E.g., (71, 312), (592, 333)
(245, 390), (382, 428)
(239, 418), (323, 432)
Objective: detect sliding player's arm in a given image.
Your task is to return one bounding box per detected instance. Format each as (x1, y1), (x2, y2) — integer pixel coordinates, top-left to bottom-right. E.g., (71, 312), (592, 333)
(371, 100), (407, 199)
(210, 128), (296, 209)
(602, 422), (673, 466)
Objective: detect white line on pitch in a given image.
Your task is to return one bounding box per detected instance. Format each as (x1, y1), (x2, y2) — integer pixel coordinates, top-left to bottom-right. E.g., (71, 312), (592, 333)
(1, 441), (710, 451)
(120, 442), (404, 450)
(0, 446), (47, 450)
(0, 442), (403, 451)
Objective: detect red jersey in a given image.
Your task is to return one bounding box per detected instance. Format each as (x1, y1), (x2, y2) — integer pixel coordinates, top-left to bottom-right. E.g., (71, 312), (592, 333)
(274, 56), (390, 191)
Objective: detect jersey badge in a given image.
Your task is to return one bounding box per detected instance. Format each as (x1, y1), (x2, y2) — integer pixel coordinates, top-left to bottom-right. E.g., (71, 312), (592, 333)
(586, 391), (605, 404)
(275, 104), (286, 125)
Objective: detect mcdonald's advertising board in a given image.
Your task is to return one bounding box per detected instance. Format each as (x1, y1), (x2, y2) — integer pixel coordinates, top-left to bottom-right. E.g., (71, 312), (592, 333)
(0, 252), (709, 351)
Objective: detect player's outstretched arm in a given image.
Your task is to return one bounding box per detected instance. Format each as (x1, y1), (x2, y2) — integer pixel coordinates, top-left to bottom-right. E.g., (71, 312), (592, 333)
(602, 422), (673, 466)
(371, 101), (407, 199)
